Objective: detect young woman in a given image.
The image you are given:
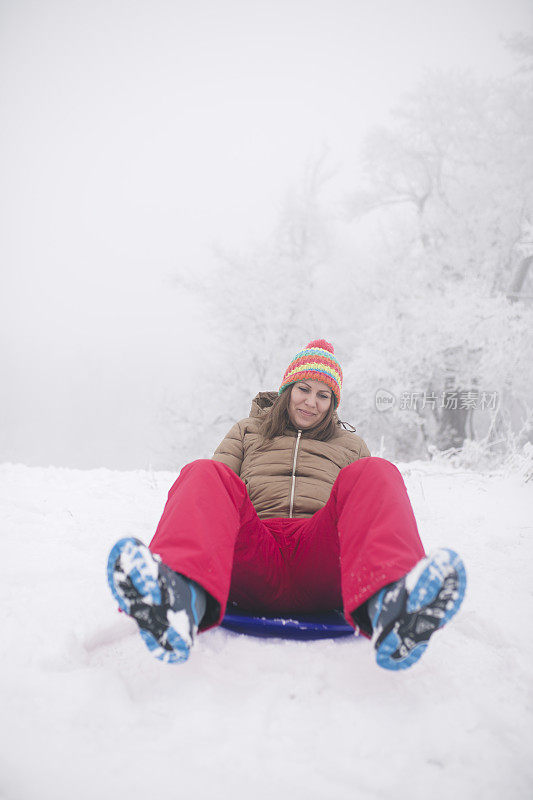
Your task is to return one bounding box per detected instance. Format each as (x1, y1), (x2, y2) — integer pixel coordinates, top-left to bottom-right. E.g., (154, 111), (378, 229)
(107, 339), (466, 671)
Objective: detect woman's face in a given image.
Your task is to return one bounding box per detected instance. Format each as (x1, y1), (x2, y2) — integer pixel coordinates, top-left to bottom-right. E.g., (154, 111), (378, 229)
(288, 379), (333, 429)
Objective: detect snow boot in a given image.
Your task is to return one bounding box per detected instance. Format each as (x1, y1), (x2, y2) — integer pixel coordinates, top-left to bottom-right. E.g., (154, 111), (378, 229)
(368, 548), (466, 671)
(107, 537), (206, 664)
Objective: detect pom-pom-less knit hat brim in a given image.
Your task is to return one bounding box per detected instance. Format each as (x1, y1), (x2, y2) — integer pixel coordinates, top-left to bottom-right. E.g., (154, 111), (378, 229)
(278, 339), (343, 408)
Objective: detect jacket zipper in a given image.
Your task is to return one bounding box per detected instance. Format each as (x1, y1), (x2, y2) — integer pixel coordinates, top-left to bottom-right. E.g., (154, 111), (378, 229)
(289, 429), (302, 518)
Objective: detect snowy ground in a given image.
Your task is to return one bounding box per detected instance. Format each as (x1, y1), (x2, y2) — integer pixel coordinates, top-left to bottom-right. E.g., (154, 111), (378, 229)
(0, 461), (531, 800)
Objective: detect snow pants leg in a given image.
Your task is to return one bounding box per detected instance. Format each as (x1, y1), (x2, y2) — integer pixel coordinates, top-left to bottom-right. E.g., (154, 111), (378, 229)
(304, 457), (426, 635)
(148, 459), (284, 630)
(148, 458), (425, 636)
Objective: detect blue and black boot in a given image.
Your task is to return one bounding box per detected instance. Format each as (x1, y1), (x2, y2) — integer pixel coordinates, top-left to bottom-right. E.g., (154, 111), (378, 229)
(107, 537), (207, 664)
(368, 548), (467, 671)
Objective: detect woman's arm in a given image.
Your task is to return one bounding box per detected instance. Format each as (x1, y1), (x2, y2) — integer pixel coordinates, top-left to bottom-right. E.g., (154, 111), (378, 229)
(212, 421), (245, 476)
(340, 432), (371, 463)
(359, 440), (371, 458)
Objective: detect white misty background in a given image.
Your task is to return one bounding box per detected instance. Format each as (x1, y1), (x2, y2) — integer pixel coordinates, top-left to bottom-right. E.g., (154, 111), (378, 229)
(1, 0), (532, 474)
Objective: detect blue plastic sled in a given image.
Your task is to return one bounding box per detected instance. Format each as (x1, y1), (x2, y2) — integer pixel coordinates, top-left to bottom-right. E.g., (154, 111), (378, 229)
(220, 608), (357, 640)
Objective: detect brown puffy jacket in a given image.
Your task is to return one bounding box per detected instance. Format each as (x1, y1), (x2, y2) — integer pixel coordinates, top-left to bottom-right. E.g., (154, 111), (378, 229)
(212, 391), (371, 519)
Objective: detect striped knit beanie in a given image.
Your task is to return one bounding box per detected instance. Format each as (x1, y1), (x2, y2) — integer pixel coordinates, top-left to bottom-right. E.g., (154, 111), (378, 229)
(278, 339), (343, 408)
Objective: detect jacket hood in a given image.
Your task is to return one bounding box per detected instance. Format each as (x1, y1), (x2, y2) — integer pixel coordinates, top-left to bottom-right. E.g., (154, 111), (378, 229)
(250, 391), (278, 418)
(249, 391), (340, 425)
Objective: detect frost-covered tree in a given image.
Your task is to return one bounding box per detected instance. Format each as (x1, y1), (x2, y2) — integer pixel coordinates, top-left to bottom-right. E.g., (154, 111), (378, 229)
(344, 54), (533, 459)
(160, 42), (533, 468)
(160, 152), (346, 465)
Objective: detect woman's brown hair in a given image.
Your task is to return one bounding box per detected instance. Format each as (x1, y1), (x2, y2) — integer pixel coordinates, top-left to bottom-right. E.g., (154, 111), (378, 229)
(258, 386), (338, 442)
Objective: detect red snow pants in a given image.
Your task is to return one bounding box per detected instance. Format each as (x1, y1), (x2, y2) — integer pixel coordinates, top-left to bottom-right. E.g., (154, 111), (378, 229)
(148, 457), (425, 636)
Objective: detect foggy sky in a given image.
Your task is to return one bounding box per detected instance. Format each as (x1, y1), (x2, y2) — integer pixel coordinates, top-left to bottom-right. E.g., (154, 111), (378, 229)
(1, 0), (531, 469)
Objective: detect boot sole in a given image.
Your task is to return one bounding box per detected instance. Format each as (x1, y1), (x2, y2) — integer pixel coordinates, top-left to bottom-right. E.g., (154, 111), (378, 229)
(376, 548), (466, 671)
(107, 537), (191, 664)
